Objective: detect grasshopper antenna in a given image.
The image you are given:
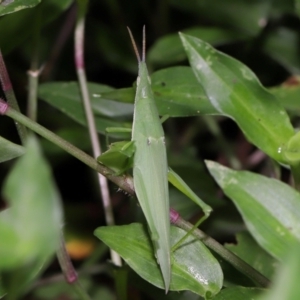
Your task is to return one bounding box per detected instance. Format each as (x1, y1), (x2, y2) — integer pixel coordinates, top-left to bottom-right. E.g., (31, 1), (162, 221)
(127, 27), (141, 63)
(142, 25), (146, 62)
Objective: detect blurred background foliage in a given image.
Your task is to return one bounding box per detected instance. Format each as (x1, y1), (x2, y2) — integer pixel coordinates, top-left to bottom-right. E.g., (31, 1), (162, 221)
(1, 0), (300, 299)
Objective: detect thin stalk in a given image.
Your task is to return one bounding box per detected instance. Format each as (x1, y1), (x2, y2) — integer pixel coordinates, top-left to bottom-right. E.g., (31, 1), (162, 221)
(0, 50), (27, 144)
(56, 231), (91, 300)
(27, 7), (41, 121)
(170, 209), (270, 288)
(0, 99), (135, 195)
(75, 0), (121, 266)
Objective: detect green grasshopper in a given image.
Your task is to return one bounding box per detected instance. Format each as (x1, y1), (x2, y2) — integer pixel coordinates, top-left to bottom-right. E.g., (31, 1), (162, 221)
(98, 27), (212, 292)
(128, 26), (171, 291)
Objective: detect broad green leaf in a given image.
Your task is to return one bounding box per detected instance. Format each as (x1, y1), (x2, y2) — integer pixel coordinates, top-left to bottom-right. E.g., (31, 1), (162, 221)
(206, 160), (300, 261)
(213, 286), (264, 300)
(149, 27), (244, 67)
(263, 27), (300, 74)
(258, 244), (300, 300)
(39, 82), (133, 118)
(0, 0), (40, 17)
(38, 82), (133, 138)
(0, 136), (25, 163)
(0, 135), (63, 269)
(226, 232), (277, 279)
(151, 67), (215, 116)
(101, 67), (215, 117)
(180, 33), (294, 164)
(39, 68), (215, 125)
(170, 0), (270, 36)
(0, 0), (73, 53)
(95, 223), (223, 297)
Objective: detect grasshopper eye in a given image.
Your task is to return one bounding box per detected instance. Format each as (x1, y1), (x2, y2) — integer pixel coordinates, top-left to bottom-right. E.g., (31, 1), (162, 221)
(137, 76), (140, 86)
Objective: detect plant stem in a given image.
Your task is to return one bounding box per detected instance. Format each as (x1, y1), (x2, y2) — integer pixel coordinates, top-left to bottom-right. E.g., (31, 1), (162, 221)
(75, 0), (122, 266)
(26, 7), (41, 122)
(0, 51), (27, 144)
(56, 232), (91, 300)
(170, 208), (270, 288)
(0, 100), (135, 195)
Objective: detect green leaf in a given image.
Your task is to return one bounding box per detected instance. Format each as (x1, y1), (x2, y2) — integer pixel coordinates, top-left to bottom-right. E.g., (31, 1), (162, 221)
(0, 135), (63, 269)
(101, 67), (215, 117)
(151, 67), (215, 116)
(226, 232), (278, 279)
(0, 0), (40, 17)
(38, 82), (133, 138)
(94, 223), (223, 297)
(0, 136), (25, 163)
(180, 33), (294, 164)
(0, 0), (73, 53)
(213, 286), (264, 300)
(39, 82), (133, 118)
(39, 69), (214, 125)
(206, 160), (300, 261)
(169, 0), (270, 36)
(148, 27), (244, 67)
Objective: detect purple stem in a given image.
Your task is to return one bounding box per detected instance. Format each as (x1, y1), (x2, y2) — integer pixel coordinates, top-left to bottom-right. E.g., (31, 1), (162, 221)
(0, 51), (27, 143)
(57, 232), (78, 284)
(0, 98), (8, 115)
(0, 50), (12, 92)
(169, 207), (180, 224)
